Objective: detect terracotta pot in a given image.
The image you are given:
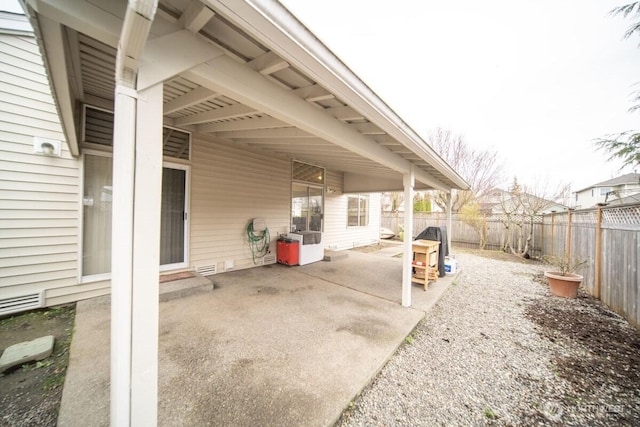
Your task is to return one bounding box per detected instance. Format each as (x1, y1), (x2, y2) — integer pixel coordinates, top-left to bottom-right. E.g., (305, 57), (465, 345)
(544, 271), (583, 298)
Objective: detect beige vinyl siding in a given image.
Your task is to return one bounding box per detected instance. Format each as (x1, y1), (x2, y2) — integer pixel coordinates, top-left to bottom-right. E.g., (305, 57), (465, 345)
(0, 32), (83, 307)
(190, 136), (291, 272)
(324, 170), (381, 251)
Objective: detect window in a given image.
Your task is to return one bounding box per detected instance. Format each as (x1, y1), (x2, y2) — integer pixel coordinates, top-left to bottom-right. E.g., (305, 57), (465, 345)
(291, 184), (323, 232)
(83, 105), (191, 160)
(347, 195), (369, 227)
(292, 160), (325, 184)
(599, 187), (611, 196)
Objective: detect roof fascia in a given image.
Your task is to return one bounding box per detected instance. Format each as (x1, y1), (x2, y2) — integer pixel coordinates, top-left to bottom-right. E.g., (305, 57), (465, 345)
(206, 0), (468, 190)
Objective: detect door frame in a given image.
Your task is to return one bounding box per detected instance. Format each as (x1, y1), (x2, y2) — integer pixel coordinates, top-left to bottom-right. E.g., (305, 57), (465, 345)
(159, 161), (190, 272)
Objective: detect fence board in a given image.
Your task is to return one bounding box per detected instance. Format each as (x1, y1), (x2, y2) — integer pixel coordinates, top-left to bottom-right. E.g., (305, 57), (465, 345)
(384, 203), (640, 326)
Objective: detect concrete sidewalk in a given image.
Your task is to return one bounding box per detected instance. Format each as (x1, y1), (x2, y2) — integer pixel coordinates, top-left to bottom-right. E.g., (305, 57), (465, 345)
(58, 248), (455, 426)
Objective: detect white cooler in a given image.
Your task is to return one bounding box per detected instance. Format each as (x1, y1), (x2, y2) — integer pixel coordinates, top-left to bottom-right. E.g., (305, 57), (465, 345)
(286, 232), (323, 265)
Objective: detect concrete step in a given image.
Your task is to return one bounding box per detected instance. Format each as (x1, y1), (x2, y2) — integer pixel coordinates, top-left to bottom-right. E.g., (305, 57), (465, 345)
(323, 250), (349, 261)
(159, 272), (214, 302)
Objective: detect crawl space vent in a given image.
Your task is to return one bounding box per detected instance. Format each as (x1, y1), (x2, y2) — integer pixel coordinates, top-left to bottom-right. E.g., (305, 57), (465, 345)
(263, 254), (276, 265)
(196, 265), (217, 276)
(0, 291), (44, 316)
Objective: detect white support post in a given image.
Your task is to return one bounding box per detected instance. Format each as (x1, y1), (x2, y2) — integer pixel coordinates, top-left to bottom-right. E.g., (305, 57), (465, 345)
(447, 191), (453, 252)
(131, 82), (163, 425)
(402, 169), (415, 307)
(111, 86), (136, 427)
(110, 82), (163, 426)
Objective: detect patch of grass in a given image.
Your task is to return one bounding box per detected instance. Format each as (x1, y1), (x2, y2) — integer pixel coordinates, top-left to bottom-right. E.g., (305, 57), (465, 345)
(405, 335), (414, 344)
(484, 406), (497, 419)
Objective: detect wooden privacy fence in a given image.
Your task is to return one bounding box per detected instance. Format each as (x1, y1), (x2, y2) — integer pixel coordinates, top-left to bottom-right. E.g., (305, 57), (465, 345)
(383, 204), (640, 326)
(381, 212), (544, 256)
(541, 204), (640, 327)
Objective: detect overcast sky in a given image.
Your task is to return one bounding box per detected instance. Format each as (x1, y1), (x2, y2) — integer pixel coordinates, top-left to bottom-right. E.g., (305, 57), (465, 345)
(281, 0), (640, 193)
(3, 0), (638, 193)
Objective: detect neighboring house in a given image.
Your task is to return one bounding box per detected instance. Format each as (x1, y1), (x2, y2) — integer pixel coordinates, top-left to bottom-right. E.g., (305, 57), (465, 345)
(574, 173), (640, 208)
(480, 188), (567, 215)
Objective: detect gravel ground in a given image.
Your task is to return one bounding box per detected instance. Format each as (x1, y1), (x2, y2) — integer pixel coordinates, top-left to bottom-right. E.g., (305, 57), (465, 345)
(337, 251), (640, 426)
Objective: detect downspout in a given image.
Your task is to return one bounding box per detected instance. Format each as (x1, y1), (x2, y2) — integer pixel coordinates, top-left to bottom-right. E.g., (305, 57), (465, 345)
(111, 1), (157, 426)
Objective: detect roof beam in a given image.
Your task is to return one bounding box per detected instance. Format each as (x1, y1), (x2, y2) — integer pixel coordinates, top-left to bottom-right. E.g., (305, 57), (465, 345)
(25, 0), (121, 47)
(177, 1), (215, 33)
(187, 55), (419, 179)
(326, 106), (365, 121)
(349, 122), (386, 135)
(35, 15), (79, 156)
(174, 103), (258, 126)
(163, 86), (219, 114)
(138, 29), (224, 91)
(231, 137), (329, 146)
(214, 127), (314, 139)
(291, 84), (335, 102)
(196, 116), (288, 132)
(248, 51), (289, 75)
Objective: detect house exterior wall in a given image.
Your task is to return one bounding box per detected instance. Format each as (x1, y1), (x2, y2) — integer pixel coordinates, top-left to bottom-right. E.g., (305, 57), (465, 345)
(324, 170), (381, 251)
(189, 136), (292, 273)
(0, 32), (81, 307)
(576, 183), (640, 208)
(575, 188), (603, 208)
(0, 32), (385, 312)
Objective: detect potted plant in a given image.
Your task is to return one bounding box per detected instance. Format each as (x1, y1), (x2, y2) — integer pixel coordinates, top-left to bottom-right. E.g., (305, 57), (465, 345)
(543, 255), (588, 298)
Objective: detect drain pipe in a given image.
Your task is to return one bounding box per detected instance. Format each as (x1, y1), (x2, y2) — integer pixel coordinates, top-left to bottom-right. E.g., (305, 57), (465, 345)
(111, 1), (158, 426)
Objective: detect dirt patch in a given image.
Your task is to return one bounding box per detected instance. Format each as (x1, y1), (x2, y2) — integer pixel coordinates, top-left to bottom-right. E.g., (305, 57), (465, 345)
(525, 291), (640, 425)
(0, 305), (76, 427)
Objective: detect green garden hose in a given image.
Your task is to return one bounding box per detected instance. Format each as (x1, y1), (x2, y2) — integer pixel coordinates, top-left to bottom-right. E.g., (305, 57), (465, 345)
(247, 221), (270, 264)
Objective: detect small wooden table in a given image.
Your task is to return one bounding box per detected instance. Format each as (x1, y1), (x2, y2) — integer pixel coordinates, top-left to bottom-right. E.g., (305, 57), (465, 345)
(411, 239), (439, 290)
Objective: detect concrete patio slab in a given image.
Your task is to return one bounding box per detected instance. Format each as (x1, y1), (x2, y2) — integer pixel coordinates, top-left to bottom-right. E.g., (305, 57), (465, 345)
(58, 248), (455, 426)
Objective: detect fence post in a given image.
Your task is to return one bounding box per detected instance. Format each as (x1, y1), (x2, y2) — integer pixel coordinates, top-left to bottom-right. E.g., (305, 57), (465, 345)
(595, 207), (602, 298)
(566, 209), (572, 261)
(551, 212), (555, 256)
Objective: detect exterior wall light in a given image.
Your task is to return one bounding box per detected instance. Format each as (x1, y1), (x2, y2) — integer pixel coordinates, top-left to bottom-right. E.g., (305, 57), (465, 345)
(33, 137), (62, 157)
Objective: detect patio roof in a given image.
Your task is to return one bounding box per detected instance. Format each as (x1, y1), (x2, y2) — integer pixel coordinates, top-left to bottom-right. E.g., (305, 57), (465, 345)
(21, 0), (468, 193)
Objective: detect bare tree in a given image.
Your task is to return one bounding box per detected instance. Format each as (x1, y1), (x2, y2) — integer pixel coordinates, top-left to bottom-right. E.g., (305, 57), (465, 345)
(499, 177), (569, 258)
(428, 128), (503, 214)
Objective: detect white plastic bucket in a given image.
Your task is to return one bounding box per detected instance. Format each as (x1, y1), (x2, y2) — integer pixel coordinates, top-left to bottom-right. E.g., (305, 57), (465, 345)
(444, 256), (457, 275)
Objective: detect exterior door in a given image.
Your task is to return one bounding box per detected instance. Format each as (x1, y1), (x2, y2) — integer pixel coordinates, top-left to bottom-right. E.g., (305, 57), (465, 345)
(160, 166), (188, 269)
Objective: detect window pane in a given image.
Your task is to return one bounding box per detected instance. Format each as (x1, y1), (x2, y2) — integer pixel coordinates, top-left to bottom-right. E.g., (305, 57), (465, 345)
(160, 168), (186, 265)
(347, 196), (359, 226)
(309, 186), (323, 231)
(82, 154), (113, 275)
(292, 184), (309, 231)
(359, 196), (369, 226)
(292, 161), (325, 184)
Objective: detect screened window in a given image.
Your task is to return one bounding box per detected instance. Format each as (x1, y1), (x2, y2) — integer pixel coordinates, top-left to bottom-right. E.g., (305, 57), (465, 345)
(347, 195), (369, 227)
(83, 105), (191, 160)
(292, 160), (325, 184)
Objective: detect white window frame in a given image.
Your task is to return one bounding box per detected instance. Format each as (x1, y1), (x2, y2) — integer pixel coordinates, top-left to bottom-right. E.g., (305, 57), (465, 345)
(347, 194), (369, 228)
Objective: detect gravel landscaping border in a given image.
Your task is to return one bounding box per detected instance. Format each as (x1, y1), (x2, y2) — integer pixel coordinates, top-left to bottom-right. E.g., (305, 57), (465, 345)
(337, 251), (640, 426)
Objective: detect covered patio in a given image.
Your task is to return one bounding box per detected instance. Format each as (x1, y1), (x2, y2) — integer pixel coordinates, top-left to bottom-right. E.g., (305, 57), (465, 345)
(21, 0), (468, 423)
(58, 248), (455, 426)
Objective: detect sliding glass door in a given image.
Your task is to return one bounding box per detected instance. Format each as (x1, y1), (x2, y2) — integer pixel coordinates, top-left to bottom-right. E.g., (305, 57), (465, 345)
(160, 165), (188, 270)
(82, 155), (188, 278)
